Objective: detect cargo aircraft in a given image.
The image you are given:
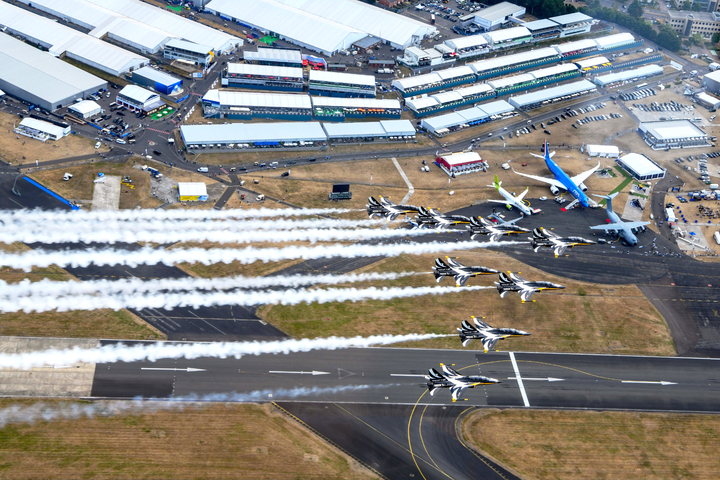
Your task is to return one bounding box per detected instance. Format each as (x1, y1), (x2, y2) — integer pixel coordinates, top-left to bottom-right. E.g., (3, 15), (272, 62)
(467, 216), (529, 242)
(487, 175), (540, 216)
(433, 257), (499, 287)
(495, 272), (565, 302)
(589, 192), (650, 246)
(458, 316), (531, 352)
(366, 196), (420, 221)
(530, 227), (596, 257)
(512, 141), (601, 209)
(426, 364), (501, 402)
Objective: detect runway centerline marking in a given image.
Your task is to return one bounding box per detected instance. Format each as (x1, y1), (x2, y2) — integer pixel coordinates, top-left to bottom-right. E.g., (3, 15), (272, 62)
(509, 352), (530, 407)
(141, 367), (206, 372)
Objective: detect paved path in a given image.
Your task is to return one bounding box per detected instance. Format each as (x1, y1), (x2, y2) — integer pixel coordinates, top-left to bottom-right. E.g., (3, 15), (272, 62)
(392, 157), (414, 204)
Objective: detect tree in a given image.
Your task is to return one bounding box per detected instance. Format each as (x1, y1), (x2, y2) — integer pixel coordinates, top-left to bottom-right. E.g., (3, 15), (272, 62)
(628, 0), (644, 17)
(656, 23), (682, 51)
(712, 32), (719, 44)
(691, 1), (702, 10)
(691, 31), (704, 45)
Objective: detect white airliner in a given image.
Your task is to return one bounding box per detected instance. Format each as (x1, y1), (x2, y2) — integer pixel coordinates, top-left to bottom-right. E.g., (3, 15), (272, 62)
(486, 175), (540, 216)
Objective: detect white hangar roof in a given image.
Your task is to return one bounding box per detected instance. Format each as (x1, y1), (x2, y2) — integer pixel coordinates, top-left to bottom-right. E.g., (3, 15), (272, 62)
(202, 90), (312, 109)
(58, 35), (148, 75)
(166, 38), (213, 56)
(181, 122), (327, 144)
(392, 72), (442, 91)
(227, 63), (304, 80)
(484, 26), (531, 44)
(309, 70), (375, 87)
(310, 97), (400, 109)
(640, 120), (707, 140)
(0, 34), (105, 107)
(69, 100), (102, 116)
(575, 56), (610, 69)
(618, 153), (664, 177)
(469, 47), (558, 74)
(91, 17), (175, 52)
(553, 38), (598, 55)
(444, 35), (488, 51)
(119, 85), (159, 104)
(594, 32), (635, 50)
(19, 117), (67, 138)
(0, 1), (77, 50)
(244, 47), (303, 64)
(509, 80), (595, 108)
(594, 64), (663, 86)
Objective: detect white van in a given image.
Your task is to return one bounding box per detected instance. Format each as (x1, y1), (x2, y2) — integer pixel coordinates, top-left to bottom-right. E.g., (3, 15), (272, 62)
(197, 167), (209, 173)
(116, 138), (126, 144)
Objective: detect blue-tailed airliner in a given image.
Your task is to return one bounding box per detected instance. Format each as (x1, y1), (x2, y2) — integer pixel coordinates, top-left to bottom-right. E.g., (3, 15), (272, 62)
(512, 141), (601, 208)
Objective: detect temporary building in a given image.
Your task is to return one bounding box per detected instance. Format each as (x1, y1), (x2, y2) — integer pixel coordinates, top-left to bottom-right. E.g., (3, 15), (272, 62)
(132, 67), (183, 95)
(617, 153), (665, 180)
(586, 145), (620, 158)
(178, 183), (209, 202)
(68, 100), (103, 119)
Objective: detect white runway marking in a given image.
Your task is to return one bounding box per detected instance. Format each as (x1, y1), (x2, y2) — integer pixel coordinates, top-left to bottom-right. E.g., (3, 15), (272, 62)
(508, 352), (530, 407)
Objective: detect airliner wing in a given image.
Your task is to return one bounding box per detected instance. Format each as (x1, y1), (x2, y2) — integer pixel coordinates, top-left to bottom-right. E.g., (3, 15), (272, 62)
(486, 199), (511, 205)
(512, 169), (565, 190)
(618, 221), (651, 229)
(569, 162), (601, 187)
(516, 188), (529, 201)
(590, 220), (649, 231)
(481, 337), (499, 353)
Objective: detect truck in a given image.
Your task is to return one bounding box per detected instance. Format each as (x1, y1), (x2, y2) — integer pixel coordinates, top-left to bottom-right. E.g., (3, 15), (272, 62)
(665, 207), (676, 223)
(710, 183), (719, 190)
(168, 138), (175, 145)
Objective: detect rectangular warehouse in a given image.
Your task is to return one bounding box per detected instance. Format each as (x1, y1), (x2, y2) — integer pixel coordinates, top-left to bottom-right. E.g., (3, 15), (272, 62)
(406, 83), (495, 117)
(702, 70), (720, 95)
(593, 65), (663, 87)
(201, 89), (313, 120)
(308, 71), (376, 98)
(222, 64), (304, 92)
(587, 145), (620, 157)
(508, 80), (596, 110)
(164, 39), (214, 66)
(469, 47), (560, 79)
(616, 153), (665, 181)
(132, 67), (183, 95)
(463, 2), (526, 31)
(549, 12), (592, 37)
(116, 85), (164, 113)
(322, 120), (415, 143)
(420, 100), (515, 136)
(311, 97), (402, 120)
(243, 47), (303, 68)
(0, 35), (106, 111)
(14, 117), (71, 141)
(180, 122), (327, 150)
(638, 120), (710, 150)
(68, 100), (103, 120)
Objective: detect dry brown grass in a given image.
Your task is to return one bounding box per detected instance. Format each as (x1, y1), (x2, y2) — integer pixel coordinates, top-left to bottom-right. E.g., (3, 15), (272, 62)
(0, 111), (107, 165)
(259, 251), (675, 355)
(0, 401), (376, 480)
(463, 409), (720, 480)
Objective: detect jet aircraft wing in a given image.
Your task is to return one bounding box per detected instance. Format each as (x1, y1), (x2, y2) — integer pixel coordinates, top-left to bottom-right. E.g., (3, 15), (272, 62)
(553, 245), (567, 257)
(455, 275), (470, 287)
(569, 161), (602, 188)
(519, 289), (536, 302)
(589, 220), (650, 231)
(481, 337), (499, 353)
(486, 199), (512, 205)
(450, 385), (466, 402)
(512, 169), (565, 190)
(516, 188), (530, 201)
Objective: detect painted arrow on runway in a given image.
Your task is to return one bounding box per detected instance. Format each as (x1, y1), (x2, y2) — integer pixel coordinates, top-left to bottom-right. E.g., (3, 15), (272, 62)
(508, 377), (564, 382)
(141, 367), (207, 372)
(621, 380), (677, 386)
(269, 370), (331, 376)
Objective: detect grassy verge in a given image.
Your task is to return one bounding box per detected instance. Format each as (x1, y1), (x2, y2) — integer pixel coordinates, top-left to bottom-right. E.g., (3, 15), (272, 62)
(463, 409), (720, 480)
(0, 400), (374, 480)
(598, 166), (633, 206)
(259, 252), (675, 355)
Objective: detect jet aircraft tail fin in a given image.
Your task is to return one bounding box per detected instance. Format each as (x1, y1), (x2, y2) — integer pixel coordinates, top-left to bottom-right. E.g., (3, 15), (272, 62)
(471, 316), (490, 330)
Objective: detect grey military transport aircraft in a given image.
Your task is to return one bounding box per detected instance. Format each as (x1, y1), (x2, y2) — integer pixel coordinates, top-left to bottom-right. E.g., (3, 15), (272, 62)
(366, 196), (420, 221)
(458, 316), (531, 352)
(433, 257), (500, 287)
(495, 272), (566, 302)
(589, 192), (650, 246)
(530, 227), (596, 257)
(426, 364), (501, 402)
(467, 216), (530, 242)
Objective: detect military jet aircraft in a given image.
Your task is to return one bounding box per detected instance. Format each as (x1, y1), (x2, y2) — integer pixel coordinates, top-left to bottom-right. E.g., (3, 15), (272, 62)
(530, 227), (596, 257)
(426, 364), (501, 402)
(495, 272), (565, 302)
(589, 192), (650, 246)
(366, 196), (420, 221)
(458, 316), (531, 352)
(487, 175), (540, 216)
(467, 216), (530, 241)
(411, 207), (471, 229)
(433, 257), (500, 287)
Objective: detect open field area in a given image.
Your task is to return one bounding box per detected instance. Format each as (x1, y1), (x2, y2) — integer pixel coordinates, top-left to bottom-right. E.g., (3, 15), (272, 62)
(0, 111), (109, 166)
(0, 400), (375, 480)
(463, 409), (720, 480)
(259, 251), (675, 355)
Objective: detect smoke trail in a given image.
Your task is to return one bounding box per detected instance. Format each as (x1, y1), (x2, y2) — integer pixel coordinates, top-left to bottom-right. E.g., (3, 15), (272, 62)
(0, 385), (395, 428)
(0, 207), (357, 224)
(0, 333), (450, 370)
(0, 272), (419, 300)
(0, 241), (521, 271)
(0, 285), (492, 313)
(0, 225), (442, 245)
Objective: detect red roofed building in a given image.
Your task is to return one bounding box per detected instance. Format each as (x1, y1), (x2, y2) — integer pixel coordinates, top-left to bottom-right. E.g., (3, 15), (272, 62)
(435, 151), (487, 176)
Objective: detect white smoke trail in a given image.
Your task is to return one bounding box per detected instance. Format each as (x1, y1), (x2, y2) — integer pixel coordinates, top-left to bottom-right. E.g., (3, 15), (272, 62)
(0, 225), (441, 245)
(0, 272), (419, 300)
(0, 333), (450, 370)
(0, 385), (396, 428)
(0, 285), (492, 314)
(0, 207), (357, 224)
(0, 241), (521, 271)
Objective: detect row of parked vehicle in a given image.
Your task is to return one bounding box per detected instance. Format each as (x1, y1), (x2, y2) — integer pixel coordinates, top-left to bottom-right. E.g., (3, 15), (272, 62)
(619, 88), (656, 101)
(632, 101), (688, 113)
(576, 113), (623, 126)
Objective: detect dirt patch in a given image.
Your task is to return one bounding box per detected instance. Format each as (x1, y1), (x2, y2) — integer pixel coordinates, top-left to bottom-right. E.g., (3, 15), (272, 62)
(0, 401), (376, 480)
(0, 111), (108, 166)
(462, 409), (720, 480)
(259, 251), (675, 356)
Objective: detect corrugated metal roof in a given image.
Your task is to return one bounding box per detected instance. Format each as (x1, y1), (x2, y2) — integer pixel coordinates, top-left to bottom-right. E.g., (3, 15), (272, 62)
(455, 83), (494, 97)
(19, 117), (66, 138)
(392, 72), (442, 91)
(477, 99), (514, 116)
(69, 100), (101, 116)
(0, 34), (105, 107)
(119, 85), (159, 104)
(0, 1), (77, 49)
(529, 63), (578, 79)
(134, 66), (182, 86)
(244, 48), (303, 63)
(406, 96), (440, 111)
(310, 97), (400, 109)
(473, 2), (525, 22)
(202, 89), (312, 109)
(181, 122), (327, 143)
(432, 91), (464, 104)
(594, 64), (662, 86)
(439, 152), (482, 166)
(575, 56), (610, 68)
(437, 66), (474, 81)
(444, 35), (488, 51)
(696, 92), (720, 105)
(484, 26), (531, 43)
(549, 12), (592, 26)
(380, 120), (415, 135)
(522, 19), (559, 31)
(92, 17), (173, 52)
(58, 35), (148, 74)
(594, 33), (634, 49)
(323, 122), (386, 137)
(553, 38), (597, 54)
(166, 39), (213, 56)
(469, 47), (558, 74)
(309, 70), (375, 87)
(488, 73), (534, 89)
(457, 106), (489, 123)
(422, 111), (468, 130)
(640, 120), (706, 140)
(509, 80), (595, 107)
(227, 63), (304, 79)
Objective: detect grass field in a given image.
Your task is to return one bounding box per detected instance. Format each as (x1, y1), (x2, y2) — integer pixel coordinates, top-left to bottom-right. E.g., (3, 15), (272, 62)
(0, 400), (375, 480)
(463, 409), (720, 480)
(259, 251), (675, 355)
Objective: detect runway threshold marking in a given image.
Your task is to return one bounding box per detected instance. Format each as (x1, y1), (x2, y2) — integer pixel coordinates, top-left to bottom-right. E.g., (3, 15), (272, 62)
(508, 352), (530, 407)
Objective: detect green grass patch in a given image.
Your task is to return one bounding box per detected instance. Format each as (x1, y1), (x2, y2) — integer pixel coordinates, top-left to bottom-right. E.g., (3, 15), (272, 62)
(260, 35), (278, 45)
(149, 106), (175, 121)
(630, 191), (648, 198)
(598, 166), (633, 205)
(166, 5), (182, 11)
